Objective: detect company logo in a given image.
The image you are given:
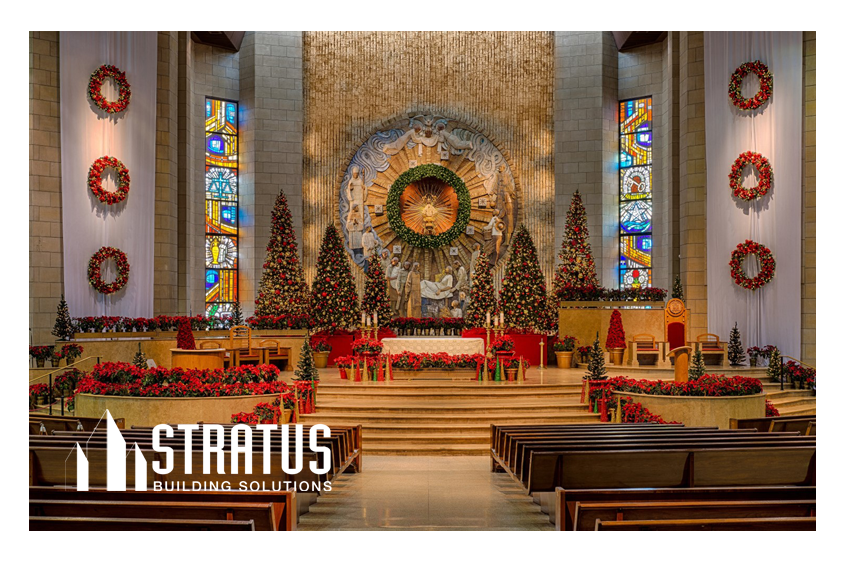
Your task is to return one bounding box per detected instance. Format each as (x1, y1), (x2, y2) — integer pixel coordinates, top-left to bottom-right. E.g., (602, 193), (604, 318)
(69, 410), (332, 492)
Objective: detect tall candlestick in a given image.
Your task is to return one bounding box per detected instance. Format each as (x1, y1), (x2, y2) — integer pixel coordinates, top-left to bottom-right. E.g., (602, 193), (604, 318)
(361, 312), (366, 326)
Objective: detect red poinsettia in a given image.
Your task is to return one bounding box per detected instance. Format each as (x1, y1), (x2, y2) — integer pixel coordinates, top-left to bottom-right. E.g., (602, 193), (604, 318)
(176, 319), (196, 350)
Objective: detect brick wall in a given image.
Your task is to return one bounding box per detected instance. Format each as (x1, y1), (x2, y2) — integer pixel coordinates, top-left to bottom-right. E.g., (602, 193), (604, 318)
(802, 31), (816, 364)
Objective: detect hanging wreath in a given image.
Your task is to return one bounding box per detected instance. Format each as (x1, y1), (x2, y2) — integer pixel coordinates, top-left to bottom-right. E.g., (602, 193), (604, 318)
(729, 240), (775, 291)
(88, 64), (131, 113)
(88, 156), (130, 205)
(729, 60), (773, 111)
(386, 164), (471, 249)
(729, 151), (772, 202)
(88, 247), (130, 295)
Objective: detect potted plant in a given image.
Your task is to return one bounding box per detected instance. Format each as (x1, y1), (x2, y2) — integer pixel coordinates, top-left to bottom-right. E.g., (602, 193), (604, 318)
(489, 335), (515, 359)
(352, 337), (383, 356)
(53, 368), (82, 396)
(553, 335), (578, 368)
(577, 345), (591, 365)
(29, 346), (53, 368)
(605, 309), (626, 365)
(50, 350), (64, 368)
(29, 383), (50, 407)
(503, 358), (521, 381)
(746, 346), (760, 367)
(335, 355), (354, 380)
(311, 337), (331, 369)
(61, 343), (84, 365)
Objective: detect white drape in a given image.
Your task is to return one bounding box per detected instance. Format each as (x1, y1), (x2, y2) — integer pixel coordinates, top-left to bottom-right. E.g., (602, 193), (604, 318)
(704, 31), (802, 358)
(59, 32), (156, 317)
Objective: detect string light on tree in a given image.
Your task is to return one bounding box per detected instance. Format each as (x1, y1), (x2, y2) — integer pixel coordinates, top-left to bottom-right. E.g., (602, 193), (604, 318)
(310, 225), (360, 331)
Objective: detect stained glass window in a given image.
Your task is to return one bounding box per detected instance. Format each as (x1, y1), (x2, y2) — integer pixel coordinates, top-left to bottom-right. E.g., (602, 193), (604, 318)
(205, 98), (238, 319)
(619, 97), (653, 289)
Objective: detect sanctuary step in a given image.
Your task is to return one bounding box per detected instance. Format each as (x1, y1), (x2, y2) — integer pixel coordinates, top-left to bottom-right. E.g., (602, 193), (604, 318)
(762, 384), (816, 416)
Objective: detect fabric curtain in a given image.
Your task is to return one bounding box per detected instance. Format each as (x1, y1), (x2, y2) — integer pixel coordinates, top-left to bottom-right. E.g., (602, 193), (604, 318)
(59, 32), (157, 318)
(704, 31), (802, 358)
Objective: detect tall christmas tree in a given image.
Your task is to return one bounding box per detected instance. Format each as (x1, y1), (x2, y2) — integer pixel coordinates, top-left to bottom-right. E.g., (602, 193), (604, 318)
(585, 333), (608, 380)
(671, 274), (685, 302)
(231, 302), (244, 326)
(728, 322), (745, 366)
(255, 189), (310, 317)
(605, 309), (626, 349)
(499, 225), (551, 331)
(688, 350), (705, 380)
(52, 294), (74, 341)
(554, 190), (600, 301)
(310, 225), (360, 330)
(362, 254), (392, 323)
(464, 250), (498, 328)
(294, 339), (319, 381)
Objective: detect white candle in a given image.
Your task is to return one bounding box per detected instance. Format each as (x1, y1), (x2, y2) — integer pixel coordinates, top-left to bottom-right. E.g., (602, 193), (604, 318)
(366, 315), (371, 327)
(486, 311), (491, 326)
(374, 312), (378, 326)
(361, 312), (366, 326)
(500, 312), (505, 326)
(494, 317), (499, 328)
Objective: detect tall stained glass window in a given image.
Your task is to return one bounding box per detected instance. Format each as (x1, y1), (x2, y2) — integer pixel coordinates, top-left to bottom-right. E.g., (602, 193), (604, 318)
(619, 97), (653, 289)
(205, 98), (239, 318)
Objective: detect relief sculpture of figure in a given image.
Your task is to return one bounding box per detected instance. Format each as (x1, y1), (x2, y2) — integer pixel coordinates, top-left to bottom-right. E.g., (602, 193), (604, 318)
(404, 262), (422, 317)
(435, 123), (473, 152)
(395, 260), (411, 315)
(346, 166), (367, 250)
(421, 266), (454, 301)
(483, 209), (504, 265)
(362, 225), (377, 263)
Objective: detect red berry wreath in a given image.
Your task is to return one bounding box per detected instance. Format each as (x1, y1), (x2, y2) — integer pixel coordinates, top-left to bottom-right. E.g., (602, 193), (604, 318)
(729, 60), (773, 111)
(88, 156), (130, 205)
(88, 64), (131, 114)
(729, 151), (772, 202)
(88, 247), (130, 295)
(729, 240), (775, 291)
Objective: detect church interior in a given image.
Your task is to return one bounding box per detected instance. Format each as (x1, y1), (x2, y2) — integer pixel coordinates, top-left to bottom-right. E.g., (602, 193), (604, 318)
(26, 29), (823, 541)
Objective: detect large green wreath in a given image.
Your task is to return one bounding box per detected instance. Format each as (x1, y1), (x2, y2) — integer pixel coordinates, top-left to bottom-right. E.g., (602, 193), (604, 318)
(386, 164), (471, 249)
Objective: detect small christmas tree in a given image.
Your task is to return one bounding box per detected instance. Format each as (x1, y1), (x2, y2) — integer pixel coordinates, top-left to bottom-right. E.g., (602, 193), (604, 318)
(499, 225), (551, 331)
(688, 350), (705, 380)
(362, 254), (392, 323)
(176, 319), (196, 350)
(255, 189), (310, 317)
(52, 294), (74, 341)
(464, 250), (498, 328)
(231, 302), (244, 326)
(605, 309), (626, 349)
(585, 333), (608, 380)
(728, 322), (745, 366)
(554, 190), (600, 300)
(310, 225), (360, 330)
(671, 274), (685, 302)
(293, 339), (319, 381)
(767, 347), (782, 383)
(132, 344), (148, 369)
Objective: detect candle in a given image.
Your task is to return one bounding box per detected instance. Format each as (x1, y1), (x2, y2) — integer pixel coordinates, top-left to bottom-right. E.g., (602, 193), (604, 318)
(374, 312), (378, 326)
(361, 312), (366, 326)
(500, 311), (505, 326)
(494, 317), (499, 328)
(366, 315), (371, 327)
(486, 311), (491, 326)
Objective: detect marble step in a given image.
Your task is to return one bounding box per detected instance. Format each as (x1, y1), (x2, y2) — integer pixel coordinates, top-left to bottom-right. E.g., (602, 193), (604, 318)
(765, 390), (814, 400)
(358, 443), (492, 455)
(352, 423), (498, 435)
(301, 413), (601, 425)
(311, 402), (588, 415)
(362, 434), (490, 445)
(316, 389), (582, 401)
(776, 406), (816, 417)
(769, 397), (817, 409)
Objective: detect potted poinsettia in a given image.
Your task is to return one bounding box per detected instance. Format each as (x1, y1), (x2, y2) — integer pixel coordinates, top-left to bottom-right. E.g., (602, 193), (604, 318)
(489, 335), (515, 359)
(553, 335), (577, 368)
(605, 309), (626, 365)
(311, 337), (332, 369)
(352, 337), (383, 356)
(29, 346), (53, 368)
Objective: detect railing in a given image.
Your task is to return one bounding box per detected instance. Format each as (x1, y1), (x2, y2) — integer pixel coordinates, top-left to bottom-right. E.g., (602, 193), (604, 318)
(29, 356), (100, 416)
(773, 355), (815, 392)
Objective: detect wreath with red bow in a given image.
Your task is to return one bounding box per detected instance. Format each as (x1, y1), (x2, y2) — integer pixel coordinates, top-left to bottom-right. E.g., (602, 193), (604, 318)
(729, 60), (772, 111)
(729, 240), (775, 290)
(88, 64), (131, 114)
(729, 151), (772, 202)
(88, 247), (130, 294)
(88, 156), (130, 205)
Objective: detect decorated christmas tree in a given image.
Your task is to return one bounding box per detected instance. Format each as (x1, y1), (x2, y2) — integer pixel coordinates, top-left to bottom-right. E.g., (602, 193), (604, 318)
(605, 309), (626, 349)
(499, 225), (551, 331)
(728, 322), (745, 366)
(688, 350), (706, 380)
(293, 339), (319, 381)
(362, 254), (392, 323)
(310, 225), (360, 330)
(231, 301), (244, 326)
(255, 189), (310, 317)
(767, 347), (782, 383)
(52, 294), (74, 341)
(464, 250), (498, 328)
(585, 333), (608, 380)
(132, 344), (148, 370)
(176, 319), (196, 350)
(554, 190), (600, 300)
(671, 274), (685, 302)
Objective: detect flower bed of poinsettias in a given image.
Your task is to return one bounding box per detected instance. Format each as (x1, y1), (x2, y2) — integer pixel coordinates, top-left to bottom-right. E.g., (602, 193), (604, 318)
(66, 362), (287, 411)
(591, 374), (764, 398)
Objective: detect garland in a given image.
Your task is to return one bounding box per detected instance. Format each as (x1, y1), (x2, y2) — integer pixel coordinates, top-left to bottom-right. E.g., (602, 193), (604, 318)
(729, 240), (776, 291)
(729, 151), (772, 201)
(88, 246), (130, 295)
(88, 64), (131, 113)
(729, 60), (773, 111)
(386, 164), (471, 249)
(88, 156), (130, 205)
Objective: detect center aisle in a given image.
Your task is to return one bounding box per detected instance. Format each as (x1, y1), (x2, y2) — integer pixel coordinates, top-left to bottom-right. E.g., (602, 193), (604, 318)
(298, 456), (554, 531)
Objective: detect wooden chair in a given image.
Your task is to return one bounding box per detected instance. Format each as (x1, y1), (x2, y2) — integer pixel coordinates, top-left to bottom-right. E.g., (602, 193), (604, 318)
(664, 298), (688, 354)
(199, 340), (231, 366)
(628, 334), (664, 367)
(229, 326), (263, 367)
(696, 333), (728, 366)
(259, 339), (292, 372)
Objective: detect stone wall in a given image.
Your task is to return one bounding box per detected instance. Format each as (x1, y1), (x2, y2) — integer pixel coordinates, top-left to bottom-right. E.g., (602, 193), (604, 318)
(802, 31), (816, 365)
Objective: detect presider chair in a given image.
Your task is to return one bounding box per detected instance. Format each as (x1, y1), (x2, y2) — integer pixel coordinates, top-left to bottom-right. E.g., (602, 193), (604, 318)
(664, 298), (688, 366)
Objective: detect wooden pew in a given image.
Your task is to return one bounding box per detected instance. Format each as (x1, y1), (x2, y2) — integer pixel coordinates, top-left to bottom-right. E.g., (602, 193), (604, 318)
(29, 413), (125, 431)
(30, 499), (277, 531)
(572, 499), (815, 530)
(29, 516), (255, 531)
(555, 485), (817, 531)
(730, 414), (815, 433)
(29, 486), (296, 531)
(595, 516), (815, 531)
(769, 418), (816, 434)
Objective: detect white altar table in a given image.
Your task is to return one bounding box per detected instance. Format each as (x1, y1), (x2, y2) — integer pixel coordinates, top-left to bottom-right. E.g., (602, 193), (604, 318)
(381, 337), (485, 356)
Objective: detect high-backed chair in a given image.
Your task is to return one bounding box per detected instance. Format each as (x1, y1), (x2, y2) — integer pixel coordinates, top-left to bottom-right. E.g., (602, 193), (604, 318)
(229, 325), (263, 367)
(628, 334), (663, 367)
(259, 339), (292, 372)
(664, 298), (688, 353)
(696, 333), (728, 367)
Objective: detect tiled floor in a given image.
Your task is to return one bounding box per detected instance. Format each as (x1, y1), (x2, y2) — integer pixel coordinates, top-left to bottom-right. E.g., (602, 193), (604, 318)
(297, 456), (553, 531)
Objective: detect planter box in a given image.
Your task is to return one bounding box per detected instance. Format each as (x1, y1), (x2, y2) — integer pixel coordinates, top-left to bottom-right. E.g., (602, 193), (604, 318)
(612, 390), (766, 429)
(391, 368), (477, 380)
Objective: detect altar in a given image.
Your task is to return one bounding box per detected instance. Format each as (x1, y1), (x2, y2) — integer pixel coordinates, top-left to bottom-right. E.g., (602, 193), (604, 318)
(381, 337), (485, 356)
